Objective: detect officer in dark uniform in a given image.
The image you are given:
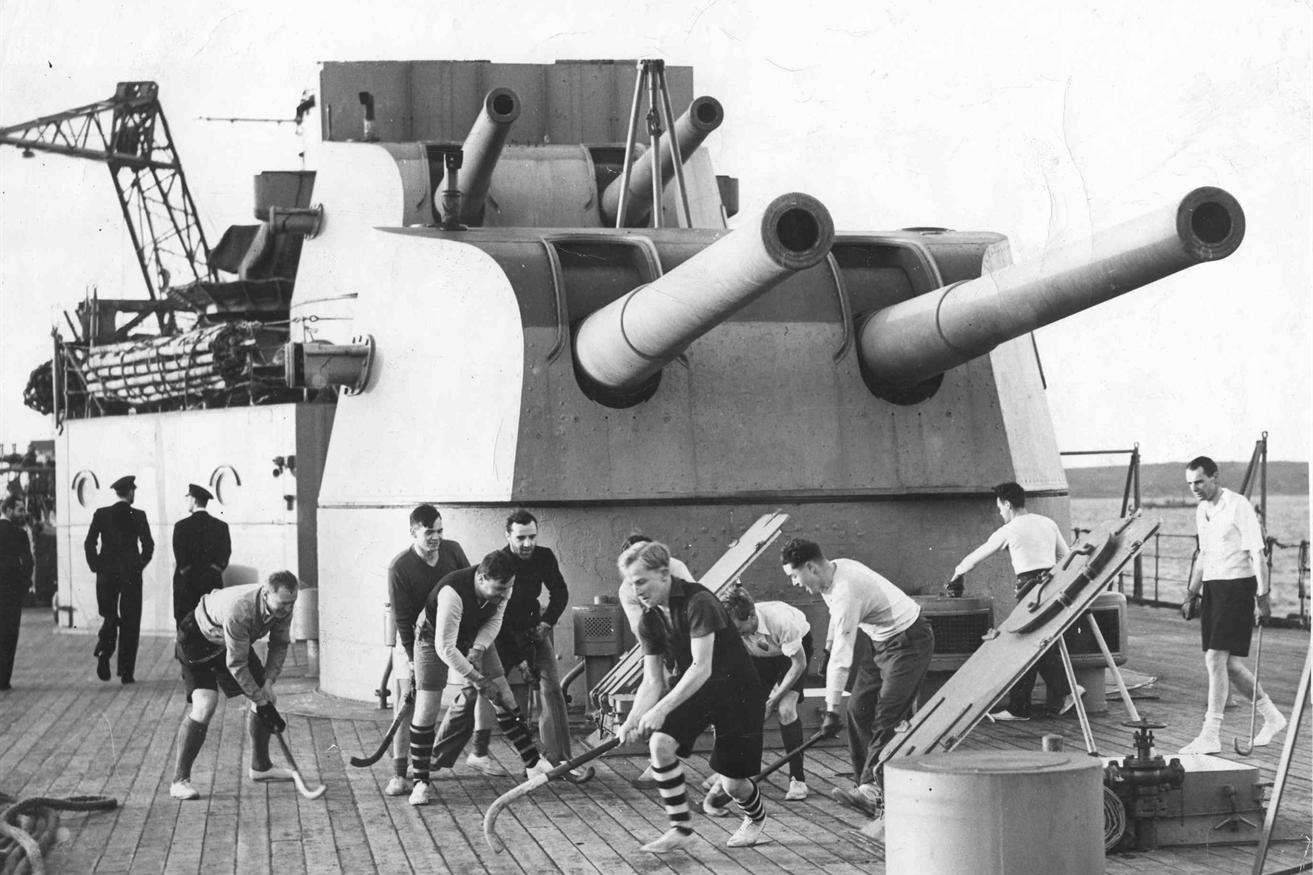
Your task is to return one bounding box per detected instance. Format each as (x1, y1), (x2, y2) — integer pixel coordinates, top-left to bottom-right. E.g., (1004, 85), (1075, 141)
(85, 475), (154, 683)
(172, 484), (231, 624)
(0, 497), (34, 691)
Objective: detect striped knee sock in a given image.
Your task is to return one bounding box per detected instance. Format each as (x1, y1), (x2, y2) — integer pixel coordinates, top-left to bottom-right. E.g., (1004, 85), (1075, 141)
(496, 709), (540, 768)
(652, 759), (693, 834)
(409, 723), (435, 783)
(735, 781), (765, 823)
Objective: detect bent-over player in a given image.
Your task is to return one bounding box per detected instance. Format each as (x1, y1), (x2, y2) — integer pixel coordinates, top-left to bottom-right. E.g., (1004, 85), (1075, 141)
(781, 537), (934, 817)
(618, 541), (768, 852)
(704, 584), (814, 814)
(405, 551), (550, 806)
(170, 571), (299, 800)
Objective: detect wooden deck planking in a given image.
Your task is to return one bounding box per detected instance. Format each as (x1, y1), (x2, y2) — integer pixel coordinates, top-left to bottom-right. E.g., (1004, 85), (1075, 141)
(0, 605), (1307, 874)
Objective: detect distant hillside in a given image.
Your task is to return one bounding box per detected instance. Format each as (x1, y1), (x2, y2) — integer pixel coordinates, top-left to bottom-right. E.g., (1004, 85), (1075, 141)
(1065, 461), (1309, 499)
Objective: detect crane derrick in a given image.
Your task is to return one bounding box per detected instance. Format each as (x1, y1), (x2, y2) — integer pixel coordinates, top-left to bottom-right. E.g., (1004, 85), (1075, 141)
(0, 81), (215, 334)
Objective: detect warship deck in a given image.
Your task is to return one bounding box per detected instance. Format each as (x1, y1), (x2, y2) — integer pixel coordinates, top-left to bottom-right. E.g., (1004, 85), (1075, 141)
(2, 604), (1308, 874)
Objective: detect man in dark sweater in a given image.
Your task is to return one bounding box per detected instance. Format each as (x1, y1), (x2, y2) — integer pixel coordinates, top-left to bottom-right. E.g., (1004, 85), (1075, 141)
(386, 504), (497, 797)
(0, 497), (34, 691)
(491, 509), (577, 768)
(618, 539), (768, 852)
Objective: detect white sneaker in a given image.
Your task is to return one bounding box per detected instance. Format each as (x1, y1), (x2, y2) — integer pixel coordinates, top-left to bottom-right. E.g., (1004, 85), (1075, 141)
(525, 758), (555, 781)
(1059, 685), (1087, 715)
(249, 766), (294, 783)
(169, 780), (200, 800)
(466, 753), (508, 777)
(986, 709), (1029, 723)
(1253, 711), (1288, 747)
(702, 789), (732, 817)
(700, 773), (720, 791)
(726, 816), (766, 847)
(640, 827), (697, 853)
(384, 776), (412, 796)
(408, 780), (436, 806)
(784, 779), (809, 801)
(1179, 733), (1222, 755)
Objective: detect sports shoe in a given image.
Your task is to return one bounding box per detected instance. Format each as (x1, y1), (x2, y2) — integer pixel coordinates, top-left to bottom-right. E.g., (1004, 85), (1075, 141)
(702, 789), (732, 817)
(169, 779), (200, 800)
(986, 709), (1029, 722)
(784, 779), (809, 801)
(700, 773), (720, 791)
(1059, 685), (1087, 716)
(831, 784), (882, 817)
(632, 765), (659, 790)
(726, 816), (766, 847)
(466, 753), (508, 777)
(525, 758), (556, 781)
(249, 766), (294, 782)
(408, 780), (436, 806)
(640, 827), (697, 853)
(1253, 710), (1288, 747)
(384, 776), (412, 796)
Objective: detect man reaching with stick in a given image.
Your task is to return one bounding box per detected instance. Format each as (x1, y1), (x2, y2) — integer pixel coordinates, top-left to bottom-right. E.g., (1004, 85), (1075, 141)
(617, 540), (769, 852)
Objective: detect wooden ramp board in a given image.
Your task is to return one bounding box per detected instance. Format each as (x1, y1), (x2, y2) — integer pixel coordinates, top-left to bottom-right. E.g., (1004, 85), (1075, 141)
(587, 510), (790, 718)
(879, 514), (1162, 766)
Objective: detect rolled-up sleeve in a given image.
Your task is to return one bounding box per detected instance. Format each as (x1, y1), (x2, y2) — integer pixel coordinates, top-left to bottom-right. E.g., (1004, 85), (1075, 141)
(435, 588), (475, 678)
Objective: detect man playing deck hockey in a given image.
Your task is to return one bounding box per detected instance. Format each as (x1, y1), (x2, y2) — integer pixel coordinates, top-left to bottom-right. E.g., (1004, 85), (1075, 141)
(405, 550), (551, 806)
(617, 540), (768, 852)
(169, 571), (299, 800)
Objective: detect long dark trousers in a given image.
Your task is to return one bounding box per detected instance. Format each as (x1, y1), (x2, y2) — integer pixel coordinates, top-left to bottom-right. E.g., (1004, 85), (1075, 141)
(96, 575), (142, 678)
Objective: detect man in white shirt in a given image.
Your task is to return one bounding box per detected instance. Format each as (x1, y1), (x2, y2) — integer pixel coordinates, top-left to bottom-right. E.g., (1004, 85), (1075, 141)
(1179, 456), (1287, 753)
(947, 482), (1082, 720)
(780, 537), (934, 817)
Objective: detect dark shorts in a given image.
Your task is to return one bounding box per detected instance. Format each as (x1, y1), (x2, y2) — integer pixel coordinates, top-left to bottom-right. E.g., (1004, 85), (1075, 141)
(752, 632), (814, 698)
(1200, 577), (1257, 656)
(660, 678), (766, 779)
(176, 613), (265, 699)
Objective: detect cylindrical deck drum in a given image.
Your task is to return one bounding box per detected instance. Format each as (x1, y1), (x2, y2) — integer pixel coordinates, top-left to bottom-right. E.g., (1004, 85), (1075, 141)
(885, 751), (1104, 875)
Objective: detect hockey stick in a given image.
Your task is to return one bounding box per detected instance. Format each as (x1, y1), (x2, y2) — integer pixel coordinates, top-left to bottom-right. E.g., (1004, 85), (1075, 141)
(274, 731), (327, 800)
(350, 692), (414, 767)
(704, 729), (828, 808)
(483, 736), (622, 852)
(1234, 622), (1264, 756)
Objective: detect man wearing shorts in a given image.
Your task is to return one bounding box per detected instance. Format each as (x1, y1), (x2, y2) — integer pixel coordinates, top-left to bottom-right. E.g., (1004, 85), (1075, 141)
(618, 540), (768, 852)
(1179, 456), (1287, 753)
(169, 571), (299, 800)
(406, 551), (550, 806)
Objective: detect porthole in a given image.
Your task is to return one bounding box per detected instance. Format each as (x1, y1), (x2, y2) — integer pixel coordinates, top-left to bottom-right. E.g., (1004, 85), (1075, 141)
(209, 465), (242, 506)
(72, 470), (100, 508)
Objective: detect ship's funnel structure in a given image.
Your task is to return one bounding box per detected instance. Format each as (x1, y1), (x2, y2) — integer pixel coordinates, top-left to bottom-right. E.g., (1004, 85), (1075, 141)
(600, 95), (724, 227)
(575, 192), (833, 399)
(449, 87), (521, 225)
(859, 187), (1245, 394)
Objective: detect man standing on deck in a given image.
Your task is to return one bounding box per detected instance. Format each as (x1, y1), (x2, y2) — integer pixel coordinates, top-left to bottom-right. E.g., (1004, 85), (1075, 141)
(1179, 456), (1288, 753)
(406, 551), (551, 806)
(618, 539), (769, 851)
(781, 537), (934, 817)
(172, 484), (230, 625)
(946, 482), (1084, 720)
(169, 571), (300, 800)
(0, 497), (34, 691)
(385, 504), (502, 799)
(85, 475), (154, 684)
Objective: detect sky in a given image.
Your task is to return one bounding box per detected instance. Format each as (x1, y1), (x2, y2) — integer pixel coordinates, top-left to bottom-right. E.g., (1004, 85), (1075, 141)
(0, 0), (1309, 468)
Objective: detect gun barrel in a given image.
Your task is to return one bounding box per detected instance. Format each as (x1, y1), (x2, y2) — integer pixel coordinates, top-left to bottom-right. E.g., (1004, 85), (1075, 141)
(600, 95), (724, 226)
(456, 87), (521, 224)
(859, 186), (1245, 388)
(575, 192), (834, 394)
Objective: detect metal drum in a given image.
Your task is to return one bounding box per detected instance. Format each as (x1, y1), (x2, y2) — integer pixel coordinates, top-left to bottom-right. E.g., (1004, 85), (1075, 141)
(885, 751), (1104, 875)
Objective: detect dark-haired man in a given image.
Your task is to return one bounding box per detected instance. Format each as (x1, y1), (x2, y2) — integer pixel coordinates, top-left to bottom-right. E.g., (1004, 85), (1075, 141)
(385, 505), (494, 797)
(169, 571), (300, 800)
(490, 509), (577, 769)
(172, 484), (231, 624)
(407, 551), (550, 806)
(618, 539), (768, 851)
(1179, 456), (1287, 753)
(85, 474), (154, 684)
(0, 497), (33, 691)
(947, 482), (1080, 721)
(781, 537), (933, 817)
